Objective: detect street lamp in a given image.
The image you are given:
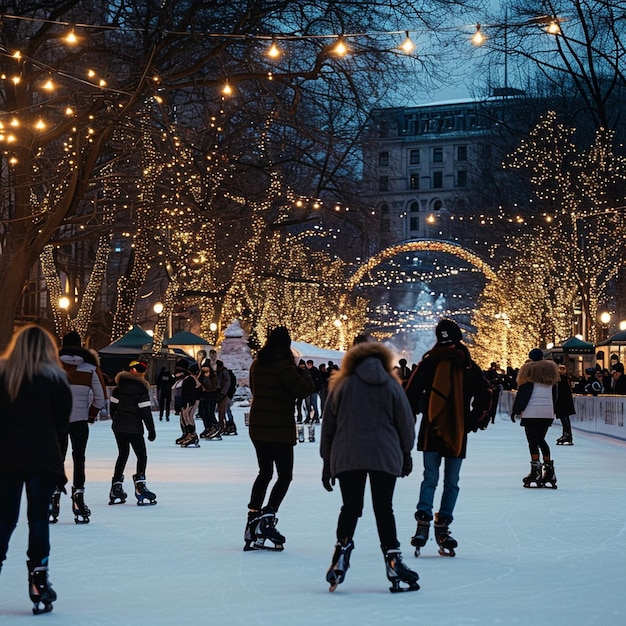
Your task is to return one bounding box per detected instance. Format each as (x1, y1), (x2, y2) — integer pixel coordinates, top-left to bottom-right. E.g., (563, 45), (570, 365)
(58, 295), (71, 335)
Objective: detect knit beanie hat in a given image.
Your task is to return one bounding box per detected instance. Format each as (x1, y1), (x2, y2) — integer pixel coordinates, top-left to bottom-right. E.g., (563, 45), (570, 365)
(528, 348), (544, 362)
(267, 326), (291, 350)
(435, 319), (462, 345)
(62, 330), (82, 347)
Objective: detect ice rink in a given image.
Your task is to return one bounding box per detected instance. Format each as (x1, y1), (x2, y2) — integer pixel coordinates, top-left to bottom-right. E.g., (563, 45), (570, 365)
(1, 405), (625, 625)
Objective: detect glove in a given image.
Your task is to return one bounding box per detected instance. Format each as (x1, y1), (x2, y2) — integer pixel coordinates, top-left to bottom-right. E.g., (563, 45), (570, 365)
(322, 462), (335, 492)
(87, 404), (100, 424)
(511, 413), (520, 423)
(148, 431), (156, 442)
(401, 452), (413, 477)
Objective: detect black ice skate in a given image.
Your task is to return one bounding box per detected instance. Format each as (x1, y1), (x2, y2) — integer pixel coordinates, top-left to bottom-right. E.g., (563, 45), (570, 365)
(180, 431), (200, 447)
(410, 510), (432, 557)
(434, 513), (457, 557)
(71, 487), (91, 524)
(243, 510), (262, 551)
(206, 425), (222, 440)
(28, 559), (57, 615)
(541, 460), (558, 489)
(326, 539), (354, 592)
(254, 507), (285, 550)
(382, 547), (419, 593)
(556, 435), (573, 446)
(133, 473), (157, 505)
(523, 460), (543, 488)
(48, 487), (64, 524)
(297, 424), (305, 443)
(109, 477), (127, 505)
(308, 424), (316, 442)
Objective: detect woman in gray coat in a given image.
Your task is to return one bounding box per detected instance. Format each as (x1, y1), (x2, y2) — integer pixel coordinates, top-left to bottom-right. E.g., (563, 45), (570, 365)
(320, 337), (419, 593)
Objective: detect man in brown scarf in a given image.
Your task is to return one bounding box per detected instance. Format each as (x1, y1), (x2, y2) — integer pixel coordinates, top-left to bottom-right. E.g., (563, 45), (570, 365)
(404, 319), (491, 556)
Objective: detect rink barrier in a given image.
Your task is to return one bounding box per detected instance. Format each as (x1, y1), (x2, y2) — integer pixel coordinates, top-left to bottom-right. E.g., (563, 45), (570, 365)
(498, 390), (626, 441)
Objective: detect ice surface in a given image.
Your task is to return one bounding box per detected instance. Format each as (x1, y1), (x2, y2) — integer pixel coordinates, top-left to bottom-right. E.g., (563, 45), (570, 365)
(1, 407), (625, 625)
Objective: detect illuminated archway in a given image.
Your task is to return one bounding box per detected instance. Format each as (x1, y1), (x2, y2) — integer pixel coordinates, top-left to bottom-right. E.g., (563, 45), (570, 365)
(347, 239), (497, 292)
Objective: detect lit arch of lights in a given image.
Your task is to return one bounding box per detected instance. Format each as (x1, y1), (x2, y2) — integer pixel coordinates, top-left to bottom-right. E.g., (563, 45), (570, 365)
(347, 239), (497, 292)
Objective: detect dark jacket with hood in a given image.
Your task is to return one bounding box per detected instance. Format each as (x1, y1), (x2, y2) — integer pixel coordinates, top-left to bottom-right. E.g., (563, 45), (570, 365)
(320, 341), (415, 478)
(404, 344), (491, 458)
(110, 371), (155, 437)
(249, 345), (314, 446)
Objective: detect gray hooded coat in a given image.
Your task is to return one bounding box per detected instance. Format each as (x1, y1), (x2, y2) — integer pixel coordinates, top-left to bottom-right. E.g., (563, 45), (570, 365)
(320, 342), (416, 478)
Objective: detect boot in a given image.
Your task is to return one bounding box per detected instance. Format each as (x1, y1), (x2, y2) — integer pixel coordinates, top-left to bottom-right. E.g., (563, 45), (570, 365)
(27, 558), (57, 614)
(109, 476), (127, 505)
(542, 459), (558, 489)
(133, 473), (157, 505)
(434, 513), (457, 556)
(522, 460), (543, 488)
(255, 506), (285, 550)
(382, 546), (419, 593)
(175, 424), (190, 445)
(180, 425), (199, 447)
(410, 510), (432, 556)
(71, 487), (91, 524)
(243, 510), (262, 551)
(48, 487), (64, 524)
(326, 538), (354, 592)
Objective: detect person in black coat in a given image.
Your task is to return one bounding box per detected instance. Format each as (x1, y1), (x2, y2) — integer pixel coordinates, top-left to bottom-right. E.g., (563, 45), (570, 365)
(109, 361), (157, 505)
(555, 364), (576, 445)
(156, 366), (173, 422)
(0, 325), (72, 614)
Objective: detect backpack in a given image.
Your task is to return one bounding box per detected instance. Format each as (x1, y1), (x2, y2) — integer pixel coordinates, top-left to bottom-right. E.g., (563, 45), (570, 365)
(227, 369), (237, 398)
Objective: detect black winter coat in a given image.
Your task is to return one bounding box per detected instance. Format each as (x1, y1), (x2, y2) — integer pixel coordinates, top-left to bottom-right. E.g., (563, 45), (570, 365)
(110, 372), (155, 437)
(0, 372), (72, 483)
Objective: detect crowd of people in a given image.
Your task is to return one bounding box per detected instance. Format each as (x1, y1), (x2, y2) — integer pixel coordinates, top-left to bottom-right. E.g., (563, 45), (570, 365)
(1, 317), (602, 611)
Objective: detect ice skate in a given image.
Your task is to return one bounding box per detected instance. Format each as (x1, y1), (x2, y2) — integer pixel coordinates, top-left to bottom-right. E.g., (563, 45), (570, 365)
(410, 511), (432, 557)
(382, 547), (419, 593)
(523, 460), (543, 488)
(297, 424), (305, 443)
(109, 477), (127, 505)
(180, 431), (200, 447)
(28, 559), (57, 615)
(254, 507), (285, 550)
(48, 487), (64, 524)
(308, 424), (316, 442)
(71, 487), (91, 524)
(326, 539), (354, 592)
(556, 435), (573, 446)
(434, 514), (457, 557)
(206, 425), (222, 440)
(133, 473), (157, 505)
(243, 510), (262, 551)
(541, 460), (558, 489)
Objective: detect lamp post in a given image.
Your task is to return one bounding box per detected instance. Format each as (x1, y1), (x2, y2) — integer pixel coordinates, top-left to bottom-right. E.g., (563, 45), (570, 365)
(58, 295), (71, 336)
(600, 311), (611, 341)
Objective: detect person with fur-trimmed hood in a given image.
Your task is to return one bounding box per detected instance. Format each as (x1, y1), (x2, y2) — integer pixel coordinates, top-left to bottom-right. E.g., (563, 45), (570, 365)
(51, 331), (107, 523)
(320, 335), (419, 592)
(108, 361), (157, 505)
(511, 349), (561, 489)
(404, 319), (492, 557)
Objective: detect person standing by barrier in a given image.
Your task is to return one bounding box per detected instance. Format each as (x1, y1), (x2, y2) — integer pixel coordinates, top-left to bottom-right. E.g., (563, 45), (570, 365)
(511, 349), (561, 489)
(0, 325), (72, 614)
(244, 326), (314, 551)
(555, 363), (576, 446)
(156, 366), (173, 422)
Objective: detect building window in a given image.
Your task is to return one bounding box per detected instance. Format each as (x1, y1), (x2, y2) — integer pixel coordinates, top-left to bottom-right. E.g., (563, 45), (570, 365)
(456, 170), (467, 187)
(410, 217), (419, 231)
(433, 199), (443, 211)
(381, 219), (390, 232)
(432, 147), (443, 163)
(432, 171), (443, 188)
(409, 173), (419, 190)
(379, 176), (389, 192)
(409, 149), (420, 165)
(456, 145), (468, 161)
(409, 201), (419, 213)
(381, 203), (389, 214)
(378, 151), (389, 167)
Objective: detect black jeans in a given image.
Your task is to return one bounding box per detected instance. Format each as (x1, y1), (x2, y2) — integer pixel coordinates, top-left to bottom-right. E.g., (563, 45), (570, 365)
(0, 471), (57, 565)
(248, 440), (293, 511)
(336, 470), (399, 549)
(522, 418), (553, 458)
(58, 420), (89, 489)
(158, 390), (171, 418)
(113, 432), (147, 480)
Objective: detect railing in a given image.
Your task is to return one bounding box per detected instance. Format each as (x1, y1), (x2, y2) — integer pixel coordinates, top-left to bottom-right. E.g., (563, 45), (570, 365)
(498, 390), (626, 441)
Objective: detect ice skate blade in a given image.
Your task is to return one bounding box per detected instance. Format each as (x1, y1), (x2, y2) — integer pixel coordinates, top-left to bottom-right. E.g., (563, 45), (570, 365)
(542, 482), (557, 489)
(109, 498), (126, 505)
(136, 498), (157, 506)
(413, 547), (421, 557)
(32, 601), (54, 615)
(389, 581), (420, 593)
(48, 516), (58, 524)
(74, 516), (90, 524)
(523, 482), (543, 488)
(438, 547), (456, 557)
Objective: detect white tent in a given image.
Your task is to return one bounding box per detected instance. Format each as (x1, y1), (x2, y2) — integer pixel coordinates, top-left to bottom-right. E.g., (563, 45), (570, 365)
(290, 341), (344, 366)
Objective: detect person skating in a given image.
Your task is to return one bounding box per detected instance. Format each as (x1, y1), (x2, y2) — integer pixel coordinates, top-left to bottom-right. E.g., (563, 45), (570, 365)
(52, 330), (107, 524)
(0, 325), (72, 614)
(404, 319), (492, 557)
(244, 326), (314, 551)
(321, 335), (418, 593)
(511, 349), (561, 489)
(555, 363), (575, 445)
(109, 361), (157, 505)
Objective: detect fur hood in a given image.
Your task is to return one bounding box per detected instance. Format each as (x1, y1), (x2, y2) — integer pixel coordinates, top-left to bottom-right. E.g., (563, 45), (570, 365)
(114, 370), (151, 389)
(328, 341), (400, 392)
(517, 359), (560, 386)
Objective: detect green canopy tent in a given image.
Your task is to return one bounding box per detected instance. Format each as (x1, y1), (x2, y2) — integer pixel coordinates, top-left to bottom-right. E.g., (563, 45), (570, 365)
(98, 325), (154, 380)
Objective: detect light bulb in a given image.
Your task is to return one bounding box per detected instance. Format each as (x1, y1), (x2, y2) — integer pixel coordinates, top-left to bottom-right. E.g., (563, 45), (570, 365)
(471, 24), (485, 46)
